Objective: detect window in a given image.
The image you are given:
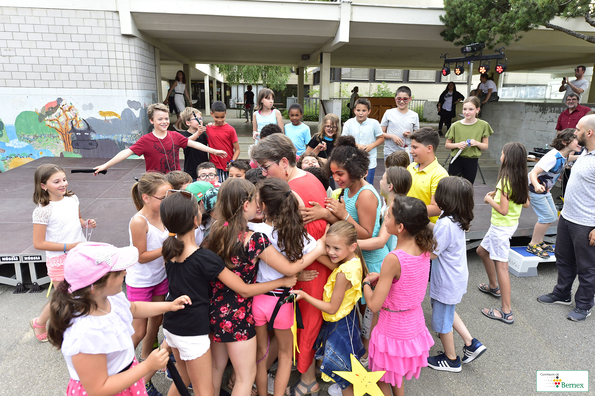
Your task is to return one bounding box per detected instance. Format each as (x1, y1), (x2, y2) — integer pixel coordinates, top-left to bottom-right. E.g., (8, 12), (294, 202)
(375, 69), (403, 81)
(440, 73), (468, 83)
(341, 68), (370, 80)
(408, 70), (436, 82)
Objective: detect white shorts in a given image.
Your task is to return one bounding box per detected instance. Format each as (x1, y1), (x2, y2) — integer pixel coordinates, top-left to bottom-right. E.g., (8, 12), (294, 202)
(480, 223), (518, 262)
(163, 329), (210, 361)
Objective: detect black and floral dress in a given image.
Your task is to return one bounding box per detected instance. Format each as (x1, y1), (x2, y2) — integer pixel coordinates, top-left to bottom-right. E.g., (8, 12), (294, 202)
(210, 232), (270, 342)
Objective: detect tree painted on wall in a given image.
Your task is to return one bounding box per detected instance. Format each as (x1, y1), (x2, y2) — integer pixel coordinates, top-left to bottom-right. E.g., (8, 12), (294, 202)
(43, 101), (83, 152)
(0, 119), (7, 143)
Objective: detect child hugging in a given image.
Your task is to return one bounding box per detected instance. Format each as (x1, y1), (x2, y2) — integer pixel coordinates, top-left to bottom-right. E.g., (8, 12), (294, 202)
(363, 196), (436, 396)
(477, 142), (529, 325)
(292, 221), (367, 396)
(30, 164), (96, 342)
(249, 178), (333, 396)
(202, 178), (325, 396)
(427, 177), (486, 373)
(47, 242), (190, 396)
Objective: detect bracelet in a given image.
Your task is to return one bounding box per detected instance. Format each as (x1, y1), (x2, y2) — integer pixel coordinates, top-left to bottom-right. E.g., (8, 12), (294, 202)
(344, 213), (350, 221)
(63, 243), (67, 254)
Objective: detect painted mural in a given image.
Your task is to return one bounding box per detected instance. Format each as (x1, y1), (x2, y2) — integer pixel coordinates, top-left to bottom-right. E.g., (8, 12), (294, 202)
(0, 98), (150, 172)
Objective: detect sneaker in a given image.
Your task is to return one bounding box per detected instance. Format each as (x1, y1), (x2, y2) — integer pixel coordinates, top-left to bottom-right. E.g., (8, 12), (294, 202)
(267, 372), (275, 394)
(427, 352), (462, 372)
(328, 383), (343, 396)
(461, 338), (487, 364)
(145, 380), (163, 396)
(567, 307), (592, 322)
(537, 293), (572, 305)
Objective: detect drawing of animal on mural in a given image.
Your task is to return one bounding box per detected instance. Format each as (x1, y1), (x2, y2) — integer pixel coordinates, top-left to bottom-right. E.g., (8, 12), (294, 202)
(37, 98), (82, 152)
(70, 118), (120, 158)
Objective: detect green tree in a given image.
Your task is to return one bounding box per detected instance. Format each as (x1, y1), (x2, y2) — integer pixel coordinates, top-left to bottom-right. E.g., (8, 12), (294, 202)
(440, 0), (595, 48)
(216, 65), (292, 91)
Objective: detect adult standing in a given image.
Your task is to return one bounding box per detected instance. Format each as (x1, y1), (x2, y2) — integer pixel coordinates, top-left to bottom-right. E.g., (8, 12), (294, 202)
(164, 70), (191, 130)
(560, 65), (589, 103)
(537, 114), (595, 322)
(349, 86), (360, 118)
(244, 84), (255, 123)
(437, 82), (465, 136)
(556, 93), (591, 132)
(251, 134), (331, 396)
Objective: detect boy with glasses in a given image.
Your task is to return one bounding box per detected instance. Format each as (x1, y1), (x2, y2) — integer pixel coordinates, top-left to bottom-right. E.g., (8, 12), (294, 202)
(381, 86), (420, 162)
(196, 162), (221, 187)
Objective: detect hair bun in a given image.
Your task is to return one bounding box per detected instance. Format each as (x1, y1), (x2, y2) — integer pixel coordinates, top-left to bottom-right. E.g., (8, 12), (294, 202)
(335, 135), (357, 148)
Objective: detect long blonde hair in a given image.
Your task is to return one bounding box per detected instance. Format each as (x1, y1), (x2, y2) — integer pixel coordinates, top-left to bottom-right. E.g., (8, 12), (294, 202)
(131, 172), (170, 211)
(327, 221), (368, 277)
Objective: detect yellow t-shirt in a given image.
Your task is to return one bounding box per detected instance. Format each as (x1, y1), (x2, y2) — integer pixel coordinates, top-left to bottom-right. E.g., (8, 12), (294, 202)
(407, 157), (449, 223)
(322, 257), (363, 322)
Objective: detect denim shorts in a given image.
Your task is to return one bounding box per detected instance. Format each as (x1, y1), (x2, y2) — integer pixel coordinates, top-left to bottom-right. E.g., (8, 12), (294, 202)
(431, 299), (456, 334)
(529, 191), (558, 224)
(315, 309), (365, 390)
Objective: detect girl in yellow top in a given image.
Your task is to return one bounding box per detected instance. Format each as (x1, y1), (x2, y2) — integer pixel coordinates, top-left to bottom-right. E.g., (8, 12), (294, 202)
(292, 221), (367, 396)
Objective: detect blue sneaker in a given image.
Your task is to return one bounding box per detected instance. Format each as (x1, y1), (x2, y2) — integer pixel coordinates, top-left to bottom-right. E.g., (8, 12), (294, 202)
(427, 352), (461, 372)
(144, 380), (163, 396)
(462, 338), (487, 364)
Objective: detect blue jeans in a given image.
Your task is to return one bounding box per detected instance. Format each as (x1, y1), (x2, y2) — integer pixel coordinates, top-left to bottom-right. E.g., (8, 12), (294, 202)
(365, 167), (376, 186)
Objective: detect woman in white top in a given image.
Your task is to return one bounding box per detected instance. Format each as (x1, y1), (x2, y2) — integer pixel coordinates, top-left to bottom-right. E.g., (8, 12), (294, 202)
(163, 70), (192, 129)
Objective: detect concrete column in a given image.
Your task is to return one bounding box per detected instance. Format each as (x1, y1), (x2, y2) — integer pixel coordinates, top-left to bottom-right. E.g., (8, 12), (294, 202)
(204, 75), (211, 114)
(154, 48), (162, 102)
(183, 63), (191, 106)
(588, 63), (595, 103)
(319, 52), (331, 121)
(213, 79), (218, 103)
(297, 67), (305, 108)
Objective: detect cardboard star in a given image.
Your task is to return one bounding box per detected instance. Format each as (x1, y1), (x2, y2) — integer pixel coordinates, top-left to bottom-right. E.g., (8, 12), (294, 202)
(333, 354), (385, 396)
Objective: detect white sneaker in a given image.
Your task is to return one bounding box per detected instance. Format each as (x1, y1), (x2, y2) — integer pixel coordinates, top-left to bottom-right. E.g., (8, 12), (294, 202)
(328, 383), (343, 396)
(267, 372), (275, 394)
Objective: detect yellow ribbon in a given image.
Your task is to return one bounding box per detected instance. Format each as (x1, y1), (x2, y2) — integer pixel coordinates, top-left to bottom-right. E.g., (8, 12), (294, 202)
(291, 299), (300, 365)
(46, 281), (53, 298)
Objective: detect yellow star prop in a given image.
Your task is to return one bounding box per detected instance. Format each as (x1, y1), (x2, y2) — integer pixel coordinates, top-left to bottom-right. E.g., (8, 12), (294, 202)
(333, 354), (385, 396)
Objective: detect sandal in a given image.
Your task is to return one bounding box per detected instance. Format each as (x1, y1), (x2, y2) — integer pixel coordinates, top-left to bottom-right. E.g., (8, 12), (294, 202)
(478, 283), (501, 297)
(287, 379), (319, 396)
(527, 244), (549, 259)
(482, 308), (514, 324)
(30, 317), (48, 342)
(539, 242), (555, 253)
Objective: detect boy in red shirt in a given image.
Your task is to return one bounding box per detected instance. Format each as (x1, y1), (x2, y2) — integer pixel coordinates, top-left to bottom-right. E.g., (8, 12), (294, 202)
(208, 101), (241, 182)
(94, 103), (226, 174)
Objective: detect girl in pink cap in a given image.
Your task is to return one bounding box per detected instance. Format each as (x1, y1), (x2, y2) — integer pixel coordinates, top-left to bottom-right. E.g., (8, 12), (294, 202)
(47, 242), (191, 396)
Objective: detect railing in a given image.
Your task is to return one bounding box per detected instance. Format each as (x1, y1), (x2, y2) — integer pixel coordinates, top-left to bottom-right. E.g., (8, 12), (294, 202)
(289, 97), (427, 120)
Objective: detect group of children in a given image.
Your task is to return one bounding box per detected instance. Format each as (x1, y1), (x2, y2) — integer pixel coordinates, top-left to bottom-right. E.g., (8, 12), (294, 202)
(27, 85), (581, 396)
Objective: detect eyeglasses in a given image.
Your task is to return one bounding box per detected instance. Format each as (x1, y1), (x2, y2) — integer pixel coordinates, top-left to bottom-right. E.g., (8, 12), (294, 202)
(165, 189), (198, 201)
(198, 173), (218, 180)
(324, 125), (338, 130)
(566, 98), (578, 102)
(395, 98), (410, 102)
(152, 195), (166, 201)
(258, 160), (279, 175)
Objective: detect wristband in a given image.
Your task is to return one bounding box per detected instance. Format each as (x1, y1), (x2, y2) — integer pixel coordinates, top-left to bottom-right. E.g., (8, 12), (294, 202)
(344, 213), (350, 221)
(63, 243), (67, 254)
(363, 281), (372, 288)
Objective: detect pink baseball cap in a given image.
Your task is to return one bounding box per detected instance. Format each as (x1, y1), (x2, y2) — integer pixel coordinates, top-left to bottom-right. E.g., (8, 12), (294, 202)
(64, 242), (139, 292)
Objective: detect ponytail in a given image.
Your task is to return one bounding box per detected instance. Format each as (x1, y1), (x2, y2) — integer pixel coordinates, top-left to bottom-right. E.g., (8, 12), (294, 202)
(130, 172), (169, 211)
(414, 225), (437, 253)
(131, 182), (144, 211)
(354, 245), (369, 278)
(391, 196), (437, 254)
(160, 192), (199, 262)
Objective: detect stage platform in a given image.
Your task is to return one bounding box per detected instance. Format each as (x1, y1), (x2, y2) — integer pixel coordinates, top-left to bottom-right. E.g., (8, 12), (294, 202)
(0, 157), (556, 288)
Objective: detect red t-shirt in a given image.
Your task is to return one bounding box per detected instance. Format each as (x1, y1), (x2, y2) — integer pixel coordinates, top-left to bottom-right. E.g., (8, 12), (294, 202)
(205, 124), (238, 170)
(129, 131), (188, 173)
(556, 105), (591, 131)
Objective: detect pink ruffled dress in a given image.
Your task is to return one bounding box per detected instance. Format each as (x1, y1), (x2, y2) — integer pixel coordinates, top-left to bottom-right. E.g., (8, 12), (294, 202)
(368, 249), (434, 388)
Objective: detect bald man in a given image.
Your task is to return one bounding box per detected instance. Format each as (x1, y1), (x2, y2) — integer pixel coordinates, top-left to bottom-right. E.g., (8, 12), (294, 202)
(538, 114), (595, 321)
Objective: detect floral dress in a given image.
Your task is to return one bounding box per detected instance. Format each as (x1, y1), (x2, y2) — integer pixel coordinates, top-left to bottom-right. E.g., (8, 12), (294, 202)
(210, 232), (270, 342)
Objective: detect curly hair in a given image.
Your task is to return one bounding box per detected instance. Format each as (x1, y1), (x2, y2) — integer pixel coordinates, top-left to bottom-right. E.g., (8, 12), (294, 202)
(326, 135), (369, 182)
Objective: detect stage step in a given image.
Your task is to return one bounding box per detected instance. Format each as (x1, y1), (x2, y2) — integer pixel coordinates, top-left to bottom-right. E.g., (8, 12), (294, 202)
(508, 246), (556, 277)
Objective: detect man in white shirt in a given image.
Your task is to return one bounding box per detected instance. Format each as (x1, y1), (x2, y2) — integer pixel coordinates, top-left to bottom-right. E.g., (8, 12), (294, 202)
(560, 65), (590, 103)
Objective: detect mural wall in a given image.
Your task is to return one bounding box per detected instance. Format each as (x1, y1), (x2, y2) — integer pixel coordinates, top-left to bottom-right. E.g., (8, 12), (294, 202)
(0, 94), (154, 172)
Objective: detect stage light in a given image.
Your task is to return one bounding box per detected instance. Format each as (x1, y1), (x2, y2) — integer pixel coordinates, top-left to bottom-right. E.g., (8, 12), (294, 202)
(478, 60), (490, 74)
(495, 59), (507, 74)
(441, 64), (450, 76)
(461, 42), (485, 54)
(454, 62), (464, 76)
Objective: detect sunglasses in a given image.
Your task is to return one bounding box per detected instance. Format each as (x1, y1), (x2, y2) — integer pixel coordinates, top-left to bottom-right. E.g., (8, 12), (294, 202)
(165, 189), (198, 201)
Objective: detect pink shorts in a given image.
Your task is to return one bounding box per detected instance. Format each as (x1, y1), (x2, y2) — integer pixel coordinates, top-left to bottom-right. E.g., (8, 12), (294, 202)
(253, 293), (294, 329)
(66, 358), (146, 396)
(126, 278), (169, 302)
(47, 255), (66, 282)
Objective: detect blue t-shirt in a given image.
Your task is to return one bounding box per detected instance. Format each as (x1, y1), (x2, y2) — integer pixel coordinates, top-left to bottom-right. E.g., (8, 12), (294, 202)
(285, 123), (311, 156)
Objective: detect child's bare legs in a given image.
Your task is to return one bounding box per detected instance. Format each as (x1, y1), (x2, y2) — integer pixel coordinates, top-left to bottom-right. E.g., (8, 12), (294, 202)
(272, 329), (293, 396)
(211, 341), (229, 396)
(341, 384), (354, 396)
(168, 347), (214, 396)
(439, 331), (456, 360)
(255, 325), (270, 396)
(287, 360), (319, 395)
(452, 312), (473, 346)
(495, 260), (512, 314)
(228, 338), (258, 396)
(476, 246), (500, 295)
(529, 223), (551, 246)
(32, 302), (51, 338)
(379, 381), (404, 396)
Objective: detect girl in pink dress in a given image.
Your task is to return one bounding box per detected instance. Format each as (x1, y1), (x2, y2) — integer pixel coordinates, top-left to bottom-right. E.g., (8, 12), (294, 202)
(362, 196), (436, 396)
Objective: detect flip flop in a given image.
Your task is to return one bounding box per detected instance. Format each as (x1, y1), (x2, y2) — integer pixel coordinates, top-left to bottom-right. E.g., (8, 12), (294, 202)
(30, 317), (48, 342)
(478, 283), (501, 297)
(287, 379), (319, 396)
(482, 308), (514, 324)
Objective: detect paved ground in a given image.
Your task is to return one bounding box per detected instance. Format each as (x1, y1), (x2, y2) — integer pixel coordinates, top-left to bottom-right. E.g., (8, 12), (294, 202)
(1, 113), (594, 395)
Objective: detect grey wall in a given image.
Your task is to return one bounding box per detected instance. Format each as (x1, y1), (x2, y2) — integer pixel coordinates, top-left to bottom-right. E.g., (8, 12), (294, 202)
(481, 102), (594, 163)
